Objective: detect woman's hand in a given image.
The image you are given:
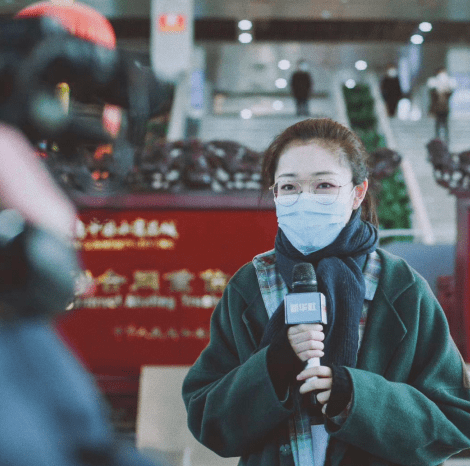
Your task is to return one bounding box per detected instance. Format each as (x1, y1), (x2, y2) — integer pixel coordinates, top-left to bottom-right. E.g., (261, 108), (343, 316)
(297, 365), (333, 412)
(287, 323), (325, 362)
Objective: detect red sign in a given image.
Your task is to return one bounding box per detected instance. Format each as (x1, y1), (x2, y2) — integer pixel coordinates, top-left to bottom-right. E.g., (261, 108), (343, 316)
(56, 207), (277, 379)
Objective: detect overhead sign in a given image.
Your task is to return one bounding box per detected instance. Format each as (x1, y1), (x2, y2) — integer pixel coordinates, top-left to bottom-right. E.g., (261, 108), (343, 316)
(151, 0), (194, 81)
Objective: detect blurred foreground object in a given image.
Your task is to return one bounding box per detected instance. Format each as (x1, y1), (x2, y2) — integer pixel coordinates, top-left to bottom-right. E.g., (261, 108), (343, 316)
(17, 1), (116, 49)
(0, 124), (162, 465)
(0, 14), (172, 194)
(0, 318), (157, 466)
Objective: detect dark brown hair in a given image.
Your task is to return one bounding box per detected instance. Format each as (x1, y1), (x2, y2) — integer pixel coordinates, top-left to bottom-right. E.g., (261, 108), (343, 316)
(261, 118), (378, 226)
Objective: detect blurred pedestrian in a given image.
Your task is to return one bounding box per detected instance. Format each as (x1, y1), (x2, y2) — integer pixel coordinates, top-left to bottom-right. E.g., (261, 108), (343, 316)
(290, 60), (312, 116)
(380, 63), (403, 117)
(427, 67), (457, 145)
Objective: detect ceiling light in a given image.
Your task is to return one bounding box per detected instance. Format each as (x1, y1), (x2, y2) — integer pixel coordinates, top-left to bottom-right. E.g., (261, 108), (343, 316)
(278, 60), (291, 70)
(419, 22), (432, 32)
(275, 78), (288, 89)
(238, 33), (252, 44)
(355, 60), (367, 71)
(240, 109), (253, 119)
(410, 34), (424, 44)
(238, 20), (252, 31)
(345, 79), (356, 89)
(272, 100), (284, 110)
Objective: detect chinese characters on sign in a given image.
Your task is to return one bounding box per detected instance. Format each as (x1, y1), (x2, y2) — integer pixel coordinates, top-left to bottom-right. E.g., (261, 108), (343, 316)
(69, 212), (235, 352)
(75, 218), (179, 251)
(112, 325), (209, 342)
(73, 266), (230, 342)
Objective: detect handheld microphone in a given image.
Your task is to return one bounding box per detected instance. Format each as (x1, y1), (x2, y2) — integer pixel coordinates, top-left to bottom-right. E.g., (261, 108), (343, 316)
(284, 263), (327, 387)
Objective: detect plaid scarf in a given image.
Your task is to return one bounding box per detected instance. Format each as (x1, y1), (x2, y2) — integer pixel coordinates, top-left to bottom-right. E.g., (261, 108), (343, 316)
(253, 250), (382, 466)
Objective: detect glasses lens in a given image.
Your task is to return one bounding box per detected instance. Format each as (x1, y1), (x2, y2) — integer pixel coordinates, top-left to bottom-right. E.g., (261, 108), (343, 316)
(275, 181), (301, 206)
(310, 179), (340, 205)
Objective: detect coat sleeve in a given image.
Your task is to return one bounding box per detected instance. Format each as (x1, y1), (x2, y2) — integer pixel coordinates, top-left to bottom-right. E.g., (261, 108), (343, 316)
(182, 280), (293, 458)
(328, 278), (470, 465)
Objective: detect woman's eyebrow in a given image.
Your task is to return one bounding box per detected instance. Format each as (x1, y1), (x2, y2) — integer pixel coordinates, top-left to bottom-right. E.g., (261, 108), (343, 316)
(277, 171), (338, 178)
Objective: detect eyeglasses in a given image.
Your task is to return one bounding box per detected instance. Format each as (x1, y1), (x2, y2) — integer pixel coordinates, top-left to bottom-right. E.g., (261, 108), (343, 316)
(269, 178), (354, 206)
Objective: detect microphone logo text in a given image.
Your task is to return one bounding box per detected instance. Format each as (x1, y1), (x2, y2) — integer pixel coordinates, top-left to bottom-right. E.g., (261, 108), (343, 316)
(289, 302), (317, 313)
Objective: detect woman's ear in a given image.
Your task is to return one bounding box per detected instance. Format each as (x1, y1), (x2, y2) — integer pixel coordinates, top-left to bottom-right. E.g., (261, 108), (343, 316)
(352, 179), (368, 210)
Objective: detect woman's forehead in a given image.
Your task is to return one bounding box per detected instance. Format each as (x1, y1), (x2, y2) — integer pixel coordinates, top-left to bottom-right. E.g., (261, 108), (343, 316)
(277, 140), (349, 173)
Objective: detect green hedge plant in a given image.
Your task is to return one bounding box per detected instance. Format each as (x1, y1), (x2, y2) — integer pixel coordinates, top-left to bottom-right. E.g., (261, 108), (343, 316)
(343, 84), (412, 244)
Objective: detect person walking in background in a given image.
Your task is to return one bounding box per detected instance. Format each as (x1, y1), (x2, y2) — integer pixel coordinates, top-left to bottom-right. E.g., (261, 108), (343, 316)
(427, 67), (457, 145)
(380, 63), (403, 117)
(182, 117), (470, 466)
(290, 60), (312, 116)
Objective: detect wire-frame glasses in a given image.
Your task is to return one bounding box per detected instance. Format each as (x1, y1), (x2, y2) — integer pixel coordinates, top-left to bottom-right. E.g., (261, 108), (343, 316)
(270, 178), (354, 206)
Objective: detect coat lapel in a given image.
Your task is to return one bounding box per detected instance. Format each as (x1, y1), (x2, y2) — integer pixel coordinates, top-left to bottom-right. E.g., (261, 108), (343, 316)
(356, 284), (407, 374)
(242, 294), (269, 350)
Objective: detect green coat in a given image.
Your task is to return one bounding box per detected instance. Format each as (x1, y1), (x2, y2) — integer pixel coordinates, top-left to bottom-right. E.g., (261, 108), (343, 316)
(182, 249), (470, 465)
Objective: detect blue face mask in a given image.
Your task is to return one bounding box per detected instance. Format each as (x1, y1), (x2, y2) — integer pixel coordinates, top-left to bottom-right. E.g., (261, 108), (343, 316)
(275, 192), (353, 255)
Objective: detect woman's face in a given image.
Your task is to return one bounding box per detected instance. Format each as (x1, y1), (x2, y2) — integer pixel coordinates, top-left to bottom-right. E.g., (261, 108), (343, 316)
(274, 140), (368, 222)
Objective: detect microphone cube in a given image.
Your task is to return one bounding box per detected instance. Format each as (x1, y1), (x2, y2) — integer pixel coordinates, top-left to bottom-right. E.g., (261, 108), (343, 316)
(284, 292), (327, 325)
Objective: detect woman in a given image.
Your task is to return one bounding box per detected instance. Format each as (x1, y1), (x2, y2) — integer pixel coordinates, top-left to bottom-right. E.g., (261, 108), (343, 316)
(182, 118), (470, 466)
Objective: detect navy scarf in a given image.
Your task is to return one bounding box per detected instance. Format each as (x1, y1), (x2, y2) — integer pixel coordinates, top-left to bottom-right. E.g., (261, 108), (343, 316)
(274, 208), (378, 369)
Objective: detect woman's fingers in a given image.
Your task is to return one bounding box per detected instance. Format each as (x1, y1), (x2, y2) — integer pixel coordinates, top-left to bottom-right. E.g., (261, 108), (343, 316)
(296, 349), (324, 362)
(288, 330), (325, 345)
(298, 378), (332, 396)
(297, 365), (332, 380)
(287, 324), (325, 362)
(288, 324), (324, 339)
(297, 366), (333, 399)
(293, 339), (324, 353)
(316, 390), (331, 405)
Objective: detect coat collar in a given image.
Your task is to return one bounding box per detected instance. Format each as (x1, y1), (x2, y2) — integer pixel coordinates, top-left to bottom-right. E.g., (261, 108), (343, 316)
(242, 248), (415, 373)
(242, 293), (269, 350)
(356, 248), (414, 374)
(374, 248), (416, 303)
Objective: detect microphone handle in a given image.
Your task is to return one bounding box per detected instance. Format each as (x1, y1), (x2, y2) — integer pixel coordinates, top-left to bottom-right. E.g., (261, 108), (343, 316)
(306, 356), (322, 408)
(305, 356), (320, 383)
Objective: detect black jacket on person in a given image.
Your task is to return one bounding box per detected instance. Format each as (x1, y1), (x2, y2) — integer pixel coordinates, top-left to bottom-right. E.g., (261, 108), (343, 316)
(290, 71), (312, 100)
(380, 76), (402, 116)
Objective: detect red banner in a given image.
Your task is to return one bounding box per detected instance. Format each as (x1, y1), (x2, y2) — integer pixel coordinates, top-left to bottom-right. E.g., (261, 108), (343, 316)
(56, 207), (277, 378)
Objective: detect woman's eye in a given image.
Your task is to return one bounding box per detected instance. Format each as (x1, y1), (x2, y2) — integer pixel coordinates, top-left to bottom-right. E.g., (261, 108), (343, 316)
(317, 182), (334, 189)
(280, 183), (296, 192)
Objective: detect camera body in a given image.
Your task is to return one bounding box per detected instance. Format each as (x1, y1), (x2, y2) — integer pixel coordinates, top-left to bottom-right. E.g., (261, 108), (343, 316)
(0, 16), (170, 148)
(0, 16), (172, 193)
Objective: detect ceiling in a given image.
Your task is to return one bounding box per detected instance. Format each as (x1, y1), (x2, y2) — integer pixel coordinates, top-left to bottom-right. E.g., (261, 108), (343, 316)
(1, 0), (468, 95)
(1, 0), (470, 22)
